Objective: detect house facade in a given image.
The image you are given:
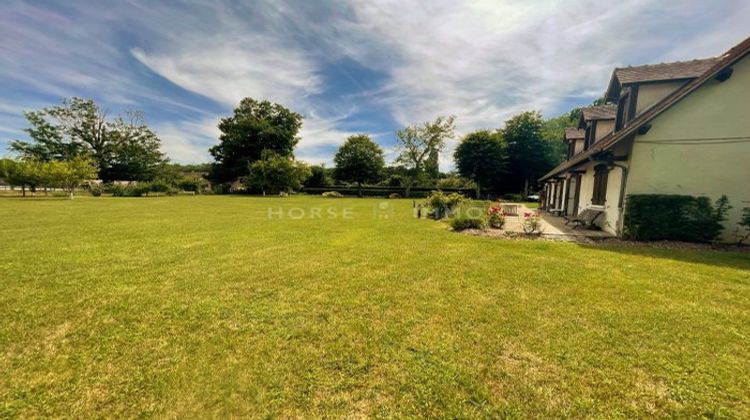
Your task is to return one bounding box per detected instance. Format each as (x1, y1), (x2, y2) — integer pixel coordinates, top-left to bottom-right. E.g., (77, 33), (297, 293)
(540, 36), (750, 241)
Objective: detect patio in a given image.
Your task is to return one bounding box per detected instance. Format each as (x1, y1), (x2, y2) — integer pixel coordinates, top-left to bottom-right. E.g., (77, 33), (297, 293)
(501, 203), (613, 241)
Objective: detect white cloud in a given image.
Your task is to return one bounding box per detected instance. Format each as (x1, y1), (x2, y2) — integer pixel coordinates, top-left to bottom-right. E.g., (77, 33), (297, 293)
(153, 118), (222, 163)
(2, 0), (749, 168)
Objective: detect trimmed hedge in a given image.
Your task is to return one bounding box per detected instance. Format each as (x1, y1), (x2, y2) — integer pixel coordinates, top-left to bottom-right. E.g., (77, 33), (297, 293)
(623, 194), (729, 242)
(301, 186), (476, 198)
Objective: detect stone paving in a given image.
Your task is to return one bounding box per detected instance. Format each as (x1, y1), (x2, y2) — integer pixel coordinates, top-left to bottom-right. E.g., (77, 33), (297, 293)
(502, 204), (613, 240)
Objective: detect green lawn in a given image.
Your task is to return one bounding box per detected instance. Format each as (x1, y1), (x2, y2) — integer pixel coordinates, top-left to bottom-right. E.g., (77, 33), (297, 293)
(1, 196), (748, 417)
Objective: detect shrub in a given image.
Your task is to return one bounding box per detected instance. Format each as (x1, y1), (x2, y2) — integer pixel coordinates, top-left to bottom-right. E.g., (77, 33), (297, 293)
(734, 207), (750, 245)
(143, 180), (178, 196)
(108, 183), (128, 197)
(502, 193), (525, 203)
(178, 176), (209, 194)
(623, 194), (730, 242)
(487, 205), (505, 229)
(425, 190), (466, 219)
(89, 184), (103, 197)
(388, 193), (401, 199)
(449, 203), (488, 231)
(522, 211), (543, 235)
(322, 191), (344, 198)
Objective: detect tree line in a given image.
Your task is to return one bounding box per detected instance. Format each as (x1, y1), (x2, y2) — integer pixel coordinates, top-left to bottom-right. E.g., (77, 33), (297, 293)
(206, 97), (571, 197)
(2, 95), (585, 198)
(1, 97), (209, 197)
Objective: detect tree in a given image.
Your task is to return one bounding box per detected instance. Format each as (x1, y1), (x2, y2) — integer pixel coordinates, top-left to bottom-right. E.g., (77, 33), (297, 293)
(209, 98), (303, 184)
(395, 115), (456, 197)
(333, 134), (385, 196)
(304, 164), (332, 188)
(502, 111), (558, 194)
(10, 98), (166, 182)
(44, 157), (98, 199)
(245, 151), (311, 195)
(0, 159), (43, 196)
(454, 130), (507, 197)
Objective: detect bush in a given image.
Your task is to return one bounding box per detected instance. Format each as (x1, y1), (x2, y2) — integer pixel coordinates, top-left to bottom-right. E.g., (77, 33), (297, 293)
(322, 191), (344, 198)
(623, 194), (730, 242)
(521, 211), (543, 235)
(502, 193), (525, 203)
(143, 180), (178, 196)
(449, 203), (488, 231)
(425, 190), (466, 219)
(89, 184), (103, 197)
(178, 176), (209, 194)
(388, 193), (401, 199)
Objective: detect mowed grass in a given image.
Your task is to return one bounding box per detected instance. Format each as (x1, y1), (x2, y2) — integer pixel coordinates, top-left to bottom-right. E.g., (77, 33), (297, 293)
(1, 196), (748, 418)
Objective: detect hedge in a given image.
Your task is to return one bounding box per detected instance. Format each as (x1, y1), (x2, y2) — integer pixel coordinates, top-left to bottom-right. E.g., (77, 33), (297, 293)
(623, 194), (729, 242)
(301, 186), (476, 198)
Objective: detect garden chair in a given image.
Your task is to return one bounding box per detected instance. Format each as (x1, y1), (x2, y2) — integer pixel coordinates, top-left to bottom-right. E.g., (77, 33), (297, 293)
(566, 208), (603, 229)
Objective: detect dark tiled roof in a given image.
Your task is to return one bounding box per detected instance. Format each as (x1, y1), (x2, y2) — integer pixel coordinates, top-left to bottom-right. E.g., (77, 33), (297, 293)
(564, 128), (585, 140)
(541, 35), (750, 182)
(581, 105), (617, 121)
(613, 58), (719, 85)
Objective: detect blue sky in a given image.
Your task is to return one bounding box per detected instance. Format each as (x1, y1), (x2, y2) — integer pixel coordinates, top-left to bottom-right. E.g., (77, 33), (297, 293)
(1, 1), (749, 168)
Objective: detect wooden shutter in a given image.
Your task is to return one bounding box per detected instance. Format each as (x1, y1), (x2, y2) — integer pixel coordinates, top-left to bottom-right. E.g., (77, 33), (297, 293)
(592, 165), (609, 205)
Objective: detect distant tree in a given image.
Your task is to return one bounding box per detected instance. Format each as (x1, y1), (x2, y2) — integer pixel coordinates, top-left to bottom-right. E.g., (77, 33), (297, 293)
(454, 130), (507, 197)
(0, 159), (43, 196)
(304, 164), (333, 188)
(395, 115), (456, 197)
(209, 98), (303, 184)
(333, 134), (385, 196)
(503, 111), (558, 194)
(245, 151), (311, 195)
(10, 98), (166, 182)
(436, 175), (477, 190)
(44, 157), (98, 199)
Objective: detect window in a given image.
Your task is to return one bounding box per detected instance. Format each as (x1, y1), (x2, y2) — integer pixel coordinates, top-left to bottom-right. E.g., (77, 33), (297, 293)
(592, 164), (609, 205)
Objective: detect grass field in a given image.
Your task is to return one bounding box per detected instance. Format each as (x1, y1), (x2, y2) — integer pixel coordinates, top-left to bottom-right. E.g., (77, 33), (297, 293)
(1, 195), (749, 417)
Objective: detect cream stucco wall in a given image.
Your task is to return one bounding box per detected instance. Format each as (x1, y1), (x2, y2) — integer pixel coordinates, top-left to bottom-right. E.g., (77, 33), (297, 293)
(626, 54), (750, 242)
(595, 120), (614, 142)
(573, 139), (585, 155)
(635, 80), (687, 114)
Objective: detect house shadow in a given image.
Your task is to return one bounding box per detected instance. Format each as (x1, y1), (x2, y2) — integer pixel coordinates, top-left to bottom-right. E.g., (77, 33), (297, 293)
(575, 241), (750, 272)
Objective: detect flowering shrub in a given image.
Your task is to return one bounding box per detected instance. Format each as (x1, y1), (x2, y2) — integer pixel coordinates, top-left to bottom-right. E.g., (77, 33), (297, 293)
(522, 211), (543, 234)
(487, 205), (505, 229)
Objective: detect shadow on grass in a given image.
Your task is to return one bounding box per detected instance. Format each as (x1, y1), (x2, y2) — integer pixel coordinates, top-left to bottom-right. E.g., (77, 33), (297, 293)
(576, 241), (750, 272)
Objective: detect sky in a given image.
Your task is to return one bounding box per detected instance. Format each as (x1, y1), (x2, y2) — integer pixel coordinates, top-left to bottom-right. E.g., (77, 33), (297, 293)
(1, 0), (749, 169)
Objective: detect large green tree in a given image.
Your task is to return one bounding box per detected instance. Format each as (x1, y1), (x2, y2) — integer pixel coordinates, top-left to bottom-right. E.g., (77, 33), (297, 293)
(209, 98), (303, 183)
(453, 130), (507, 197)
(502, 111), (559, 194)
(395, 115), (455, 197)
(333, 134), (385, 196)
(245, 151), (311, 195)
(10, 98), (166, 182)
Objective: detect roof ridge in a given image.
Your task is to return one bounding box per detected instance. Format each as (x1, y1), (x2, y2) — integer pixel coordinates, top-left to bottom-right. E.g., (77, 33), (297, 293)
(616, 56), (717, 70)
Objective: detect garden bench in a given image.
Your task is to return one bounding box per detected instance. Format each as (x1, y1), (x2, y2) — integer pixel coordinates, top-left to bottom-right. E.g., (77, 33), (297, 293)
(501, 203), (519, 215)
(566, 208), (603, 229)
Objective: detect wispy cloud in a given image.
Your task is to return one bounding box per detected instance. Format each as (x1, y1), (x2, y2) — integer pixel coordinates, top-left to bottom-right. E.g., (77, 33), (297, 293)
(1, 0), (748, 167)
